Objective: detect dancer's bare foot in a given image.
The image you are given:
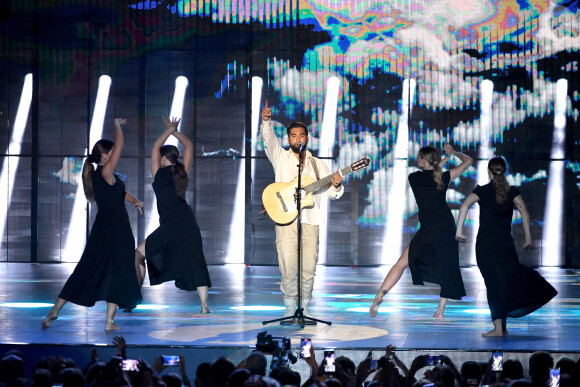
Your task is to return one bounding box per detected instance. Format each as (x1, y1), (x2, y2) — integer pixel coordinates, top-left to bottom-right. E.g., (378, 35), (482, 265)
(41, 311), (58, 330)
(433, 308), (444, 319)
(369, 297), (383, 318)
(482, 328), (503, 337)
(105, 320), (122, 331)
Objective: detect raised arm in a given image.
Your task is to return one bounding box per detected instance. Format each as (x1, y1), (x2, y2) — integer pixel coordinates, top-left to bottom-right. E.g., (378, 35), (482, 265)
(101, 118), (126, 184)
(439, 154), (451, 168)
(172, 129), (193, 173)
(456, 193), (480, 243)
(385, 345), (409, 378)
(260, 101), (284, 163)
(444, 143), (473, 180)
(151, 116), (179, 178)
(514, 194), (535, 250)
(125, 191), (144, 215)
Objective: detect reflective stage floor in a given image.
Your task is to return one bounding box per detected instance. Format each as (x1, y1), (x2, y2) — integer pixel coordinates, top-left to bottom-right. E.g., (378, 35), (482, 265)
(1, 263), (579, 377)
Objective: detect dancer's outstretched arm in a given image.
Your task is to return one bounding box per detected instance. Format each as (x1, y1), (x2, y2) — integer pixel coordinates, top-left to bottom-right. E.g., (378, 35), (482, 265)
(151, 116), (179, 178)
(102, 118), (126, 184)
(125, 191), (144, 215)
(172, 129), (193, 173)
(514, 194), (535, 251)
(444, 143), (473, 180)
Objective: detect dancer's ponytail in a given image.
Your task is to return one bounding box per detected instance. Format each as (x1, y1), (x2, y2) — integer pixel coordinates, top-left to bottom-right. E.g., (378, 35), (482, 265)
(432, 162), (444, 191)
(419, 146), (444, 191)
(171, 161), (188, 199)
(83, 139), (114, 202)
(488, 157), (510, 204)
(82, 157), (96, 201)
(161, 145), (189, 199)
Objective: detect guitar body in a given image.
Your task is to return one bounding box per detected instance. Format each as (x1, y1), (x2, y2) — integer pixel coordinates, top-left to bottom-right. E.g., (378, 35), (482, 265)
(262, 174), (316, 225)
(262, 156), (370, 224)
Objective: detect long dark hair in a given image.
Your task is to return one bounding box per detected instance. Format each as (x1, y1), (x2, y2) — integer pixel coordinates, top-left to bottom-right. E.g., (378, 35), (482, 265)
(82, 139), (114, 202)
(488, 157), (510, 204)
(160, 145), (188, 199)
(418, 146), (444, 191)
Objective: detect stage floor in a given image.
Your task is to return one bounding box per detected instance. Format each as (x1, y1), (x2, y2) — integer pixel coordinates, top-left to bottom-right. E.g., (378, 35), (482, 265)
(1, 262), (577, 353)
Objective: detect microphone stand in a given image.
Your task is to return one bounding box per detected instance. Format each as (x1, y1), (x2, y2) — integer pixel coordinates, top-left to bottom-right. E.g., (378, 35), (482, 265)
(263, 146), (332, 328)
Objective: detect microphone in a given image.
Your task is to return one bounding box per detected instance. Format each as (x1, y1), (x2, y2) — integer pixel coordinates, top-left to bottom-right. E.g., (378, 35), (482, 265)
(297, 142), (306, 153)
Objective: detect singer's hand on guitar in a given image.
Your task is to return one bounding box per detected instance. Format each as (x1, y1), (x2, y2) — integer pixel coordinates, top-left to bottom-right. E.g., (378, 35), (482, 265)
(262, 157), (369, 224)
(331, 171), (342, 188)
(261, 100), (271, 122)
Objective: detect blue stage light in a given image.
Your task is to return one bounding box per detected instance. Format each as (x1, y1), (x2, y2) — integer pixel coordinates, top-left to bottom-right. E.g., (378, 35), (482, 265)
(462, 308), (491, 315)
(134, 304), (169, 310)
(231, 306), (285, 311)
(346, 307), (401, 313)
(0, 302), (53, 308)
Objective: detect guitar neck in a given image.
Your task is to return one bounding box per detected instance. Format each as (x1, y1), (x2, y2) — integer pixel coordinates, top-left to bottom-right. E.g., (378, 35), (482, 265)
(304, 165), (352, 194)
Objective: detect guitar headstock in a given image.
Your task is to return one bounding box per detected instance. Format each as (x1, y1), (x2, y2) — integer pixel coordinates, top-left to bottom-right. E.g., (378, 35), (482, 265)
(350, 157), (370, 172)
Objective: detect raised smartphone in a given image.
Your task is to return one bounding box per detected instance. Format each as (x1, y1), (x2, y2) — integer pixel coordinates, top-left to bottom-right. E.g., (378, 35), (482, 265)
(323, 349), (335, 373)
(121, 359), (139, 371)
(491, 351), (503, 372)
(162, 355), (180, 366)
(300, 338), (312, 358)
(549, 368), (560, 387)
(426, 355), (441, 366)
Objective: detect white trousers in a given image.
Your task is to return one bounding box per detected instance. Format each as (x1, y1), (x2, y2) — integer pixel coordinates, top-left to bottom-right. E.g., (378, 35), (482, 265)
(275, 223), (319, 301)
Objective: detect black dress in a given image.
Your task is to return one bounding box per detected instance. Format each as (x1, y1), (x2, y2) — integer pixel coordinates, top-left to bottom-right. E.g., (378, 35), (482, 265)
(408, 170), (466, 300)
(145, 166), (212, 291)
(473, 183), (557, 321)
(59, 166), (142, 309)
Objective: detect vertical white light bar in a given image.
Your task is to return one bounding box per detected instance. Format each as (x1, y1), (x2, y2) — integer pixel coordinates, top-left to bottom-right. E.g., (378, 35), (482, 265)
(542, 79), (567, 266)
(381, 78), (415, 264)
(468, 79), (494, 265)
(224, 76), (262, 264)
(90, 76), (113, 147)
(318, 76), (340, 264)
(225, 154), (246, 264)
(478, 80), (494, 183)
(62, 75), (111, 261)
(224, 76), (258, 264)
(0, 74), (33, 246)
(467, 79), (493, 265)
(251, 77), (263, 178)
(145, 76), (189, 236)
(165, 76), (189, 146)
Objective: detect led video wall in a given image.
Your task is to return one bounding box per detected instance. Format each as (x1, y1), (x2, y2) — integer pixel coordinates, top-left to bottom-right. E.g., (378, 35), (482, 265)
(0, 0), (579, 267)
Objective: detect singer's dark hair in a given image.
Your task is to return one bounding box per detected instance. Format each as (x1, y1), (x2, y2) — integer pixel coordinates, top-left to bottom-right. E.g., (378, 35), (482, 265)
(160, 145), (188, 200)
(286, 122), (308, 136)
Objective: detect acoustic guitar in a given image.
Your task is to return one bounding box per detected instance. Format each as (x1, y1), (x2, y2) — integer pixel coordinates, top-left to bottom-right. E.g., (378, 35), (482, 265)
(262, 157), (370, 224)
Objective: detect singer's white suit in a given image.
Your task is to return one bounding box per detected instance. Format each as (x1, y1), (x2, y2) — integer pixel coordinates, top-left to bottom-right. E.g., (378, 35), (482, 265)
(260, 120), (343, 311)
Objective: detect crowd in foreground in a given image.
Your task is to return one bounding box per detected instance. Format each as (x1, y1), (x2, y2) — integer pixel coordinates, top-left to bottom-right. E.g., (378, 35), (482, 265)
(1, 336), (579, 387)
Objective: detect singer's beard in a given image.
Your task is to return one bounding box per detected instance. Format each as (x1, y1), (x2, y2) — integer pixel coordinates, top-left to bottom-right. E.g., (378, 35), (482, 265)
(290, 144), (306, 154)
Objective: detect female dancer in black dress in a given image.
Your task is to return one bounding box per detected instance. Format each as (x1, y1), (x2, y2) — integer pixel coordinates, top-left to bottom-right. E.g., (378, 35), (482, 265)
(456, 157), (557, 337)
(41, 118), (144, 331)
(135, 117), (211, 313)
(370, 143), (472, 318)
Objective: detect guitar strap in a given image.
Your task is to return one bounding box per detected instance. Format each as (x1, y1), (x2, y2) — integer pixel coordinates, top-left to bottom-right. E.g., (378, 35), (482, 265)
(309, 157), (320, 181)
